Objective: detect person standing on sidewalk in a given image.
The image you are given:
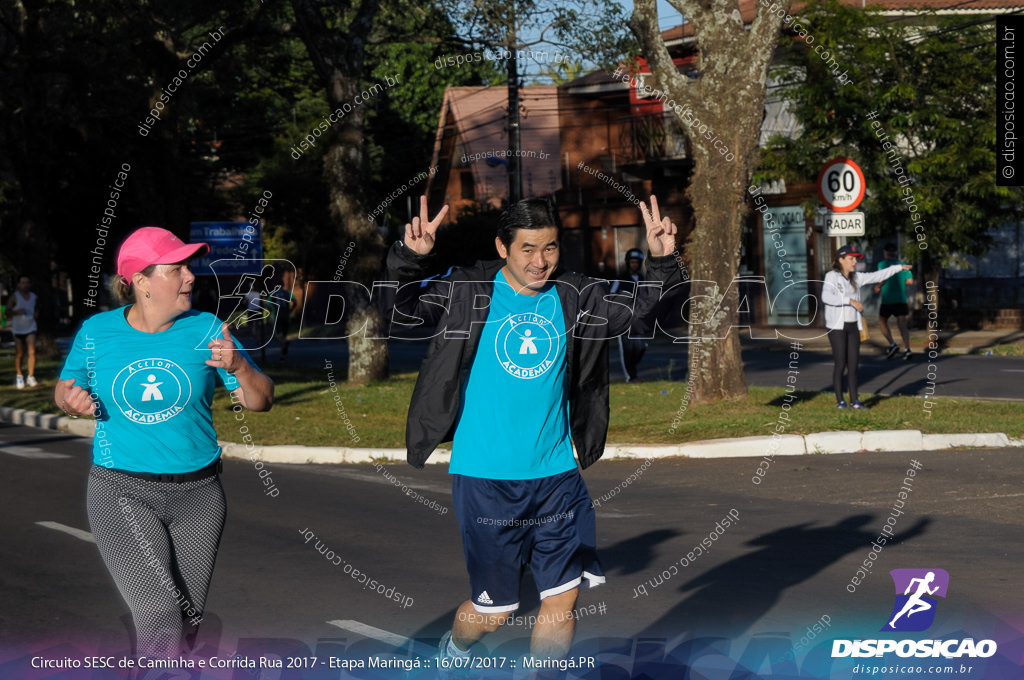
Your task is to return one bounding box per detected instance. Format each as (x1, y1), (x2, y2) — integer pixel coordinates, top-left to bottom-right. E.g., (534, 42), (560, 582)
(610, 248), (649, 383)
(388, 195), (682, 663)
(822, 245), (912, 410)
(10, 275), (39, 389)
(54, 227), (273, 664)
(874, 243), (914, 360)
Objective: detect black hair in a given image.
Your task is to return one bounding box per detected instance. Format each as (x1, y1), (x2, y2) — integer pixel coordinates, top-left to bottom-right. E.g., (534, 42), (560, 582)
(496, 198), (561, 249)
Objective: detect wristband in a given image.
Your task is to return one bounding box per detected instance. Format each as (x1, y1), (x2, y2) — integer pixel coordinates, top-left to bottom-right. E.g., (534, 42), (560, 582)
(61, 399), (80, 419)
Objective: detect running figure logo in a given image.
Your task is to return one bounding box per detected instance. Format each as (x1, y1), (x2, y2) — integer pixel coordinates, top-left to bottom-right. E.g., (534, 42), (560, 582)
(882, 569), (950, 632)
(200, 258), (297, 351)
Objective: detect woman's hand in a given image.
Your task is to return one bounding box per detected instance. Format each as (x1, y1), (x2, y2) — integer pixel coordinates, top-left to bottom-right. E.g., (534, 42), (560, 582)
(850, 300), (864, 312)
(206, 323), (245, 374)
(55, 378), (96, 417)
(207, 322), (274, 411)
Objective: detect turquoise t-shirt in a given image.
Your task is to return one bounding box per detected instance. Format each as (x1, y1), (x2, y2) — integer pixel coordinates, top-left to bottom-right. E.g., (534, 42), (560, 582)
(878, 258), (912, 304)
(450, 270), (577, 480)
(60, 308), (253, 473)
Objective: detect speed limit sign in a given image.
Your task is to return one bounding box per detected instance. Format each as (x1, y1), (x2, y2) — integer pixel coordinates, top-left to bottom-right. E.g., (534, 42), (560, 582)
(817, 158), (866, 212)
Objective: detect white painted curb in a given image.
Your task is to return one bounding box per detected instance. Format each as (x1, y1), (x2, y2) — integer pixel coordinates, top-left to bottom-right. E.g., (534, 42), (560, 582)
(922, 432), (1011, 450)
(805, 431), (863, 454)
(863, 430), (924, 452)
(0, 404), (1019, 461)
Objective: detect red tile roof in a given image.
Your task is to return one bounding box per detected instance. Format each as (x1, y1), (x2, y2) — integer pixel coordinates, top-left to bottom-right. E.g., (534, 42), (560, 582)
(432, 86), (562, 205)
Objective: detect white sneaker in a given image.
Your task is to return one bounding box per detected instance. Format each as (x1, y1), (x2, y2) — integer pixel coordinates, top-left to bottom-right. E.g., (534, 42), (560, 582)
(26, 375), (37, 387)
(15, 375), (24, 389)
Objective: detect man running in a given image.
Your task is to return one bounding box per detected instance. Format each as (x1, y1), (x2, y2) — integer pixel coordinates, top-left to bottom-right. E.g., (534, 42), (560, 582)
(875, 243), (914, 360)
(387, 195), (682, 662)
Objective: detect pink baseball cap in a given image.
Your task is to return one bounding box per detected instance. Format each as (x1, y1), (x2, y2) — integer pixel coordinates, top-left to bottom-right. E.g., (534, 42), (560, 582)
(116, 227), (209, 282)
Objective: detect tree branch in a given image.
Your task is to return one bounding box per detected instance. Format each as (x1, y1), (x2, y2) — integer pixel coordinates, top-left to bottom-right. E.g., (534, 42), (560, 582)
(629, 0), (694, 114)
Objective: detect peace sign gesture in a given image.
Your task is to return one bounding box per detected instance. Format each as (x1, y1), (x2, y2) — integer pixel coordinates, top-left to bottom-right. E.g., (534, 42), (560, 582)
(640, 195), (678, 257)
(403, 195), (449, 256)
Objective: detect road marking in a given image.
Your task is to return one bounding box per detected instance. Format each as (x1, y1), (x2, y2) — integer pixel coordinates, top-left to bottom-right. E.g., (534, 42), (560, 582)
(36, 521), (95, 543)
(0, 446), (70, 459)
(953, 493), (1024, 502)
(318, 469), (450, 495)
(1001, 369), (1024, 373)
(326, 620), (435, 657)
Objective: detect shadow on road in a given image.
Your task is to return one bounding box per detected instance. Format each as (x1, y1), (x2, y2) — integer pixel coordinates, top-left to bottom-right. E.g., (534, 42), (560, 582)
(633, 514), (931, 641)
(601, 529), (684, 578)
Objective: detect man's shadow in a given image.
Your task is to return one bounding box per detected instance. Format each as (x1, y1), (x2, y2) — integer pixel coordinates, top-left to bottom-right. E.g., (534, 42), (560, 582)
(635, 514), (931, 641)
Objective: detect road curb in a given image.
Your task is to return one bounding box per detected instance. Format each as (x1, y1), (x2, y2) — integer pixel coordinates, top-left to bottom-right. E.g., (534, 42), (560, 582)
(2, 404), (1021, 462)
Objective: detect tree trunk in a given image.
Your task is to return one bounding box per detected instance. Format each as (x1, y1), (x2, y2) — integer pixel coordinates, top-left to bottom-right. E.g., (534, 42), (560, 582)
(346, 306), (389, 383)
(324, 122), (390, 384)
(291, 0), (387, 384)
(687, 153), (749, 401)
(631, 0), (786, 403)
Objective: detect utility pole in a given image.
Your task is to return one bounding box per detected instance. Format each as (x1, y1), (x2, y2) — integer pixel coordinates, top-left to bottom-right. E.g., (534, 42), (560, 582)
(507, 32), (522, 203)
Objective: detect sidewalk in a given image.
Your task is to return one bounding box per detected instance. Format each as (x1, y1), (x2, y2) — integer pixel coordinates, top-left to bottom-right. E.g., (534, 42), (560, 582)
(2, 405), (1019, 466)
(735, 327), (1024, 355)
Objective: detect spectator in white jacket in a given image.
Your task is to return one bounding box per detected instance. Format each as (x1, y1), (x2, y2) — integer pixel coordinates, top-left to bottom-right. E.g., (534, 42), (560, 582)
(821, 245), (912, 409)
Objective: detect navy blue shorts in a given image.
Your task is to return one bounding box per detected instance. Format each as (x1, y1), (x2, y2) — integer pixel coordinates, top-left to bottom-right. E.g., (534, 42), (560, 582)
(452, 468), (605, 614)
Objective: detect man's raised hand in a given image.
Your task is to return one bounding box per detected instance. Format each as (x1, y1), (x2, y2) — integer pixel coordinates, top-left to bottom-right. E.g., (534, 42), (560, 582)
(640, 195), (678, 257)
(404, 195), (449, 256)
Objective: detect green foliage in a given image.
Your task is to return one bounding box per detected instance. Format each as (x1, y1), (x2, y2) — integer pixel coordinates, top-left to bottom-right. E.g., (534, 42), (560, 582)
(438, 0), (636, 72)
(362, 0), (504, 229)
(218, 0), (504, 277)
(758, 0), (1023, 267)
(538, 59), (586, 85)
(0, 0), (514, 296)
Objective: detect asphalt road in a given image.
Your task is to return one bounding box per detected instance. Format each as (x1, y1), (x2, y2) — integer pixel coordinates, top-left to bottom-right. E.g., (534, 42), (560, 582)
(2, 423), (1022, 678)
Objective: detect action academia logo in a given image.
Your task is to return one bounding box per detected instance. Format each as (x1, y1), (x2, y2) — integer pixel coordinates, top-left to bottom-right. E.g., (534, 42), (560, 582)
(883, 568), (949, 632)
(494, 312), (559, 379)
(112, 359), (192, 425)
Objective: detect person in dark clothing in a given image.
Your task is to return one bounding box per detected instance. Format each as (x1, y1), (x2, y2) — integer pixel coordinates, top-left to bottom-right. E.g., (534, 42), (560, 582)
(610, 248), (649, 382)
(386, 195), (682, 662)
(874, 243), (914, 360)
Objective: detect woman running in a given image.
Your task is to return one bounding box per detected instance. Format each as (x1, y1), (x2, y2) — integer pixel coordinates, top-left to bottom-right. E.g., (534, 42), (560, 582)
(54, 227), (273, 660)
(822, 244), (911, 409)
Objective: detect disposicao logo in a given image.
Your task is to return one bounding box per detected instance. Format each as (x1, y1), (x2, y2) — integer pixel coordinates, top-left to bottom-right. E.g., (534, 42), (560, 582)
(883, 568), (949, 632)
(832, 569), (997, 659)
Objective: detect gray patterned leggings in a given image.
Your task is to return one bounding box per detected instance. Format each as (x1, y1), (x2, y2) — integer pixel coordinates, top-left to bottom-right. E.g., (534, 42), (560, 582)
(87, 465), (226, 659)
